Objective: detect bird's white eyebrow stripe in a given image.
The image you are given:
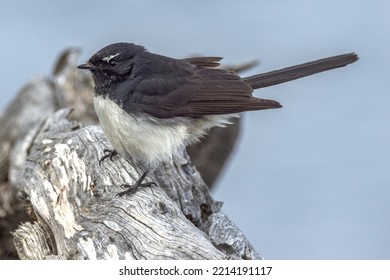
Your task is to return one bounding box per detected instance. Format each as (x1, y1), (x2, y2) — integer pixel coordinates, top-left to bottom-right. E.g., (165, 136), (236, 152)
(102, 52), (121, 62)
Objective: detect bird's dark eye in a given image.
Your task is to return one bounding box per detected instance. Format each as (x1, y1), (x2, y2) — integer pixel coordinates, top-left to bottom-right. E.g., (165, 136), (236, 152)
(108, 60), (118, 67)
(102, 53), (121, 68)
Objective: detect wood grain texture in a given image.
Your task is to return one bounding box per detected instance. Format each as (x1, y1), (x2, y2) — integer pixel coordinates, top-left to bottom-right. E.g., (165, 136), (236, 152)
(12, 110), (260, 259)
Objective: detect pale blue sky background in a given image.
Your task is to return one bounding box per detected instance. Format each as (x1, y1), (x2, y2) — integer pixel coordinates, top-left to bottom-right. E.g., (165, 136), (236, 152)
(1, 1), (389, 259)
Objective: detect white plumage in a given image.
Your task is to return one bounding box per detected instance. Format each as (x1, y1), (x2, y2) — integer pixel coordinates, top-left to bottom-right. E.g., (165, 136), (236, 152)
(94, 95), (236, 169)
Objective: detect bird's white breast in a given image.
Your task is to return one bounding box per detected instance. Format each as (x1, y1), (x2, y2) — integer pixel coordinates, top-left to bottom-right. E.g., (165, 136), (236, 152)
(93, 95), (192, 168)
(93, 95), (238, 169)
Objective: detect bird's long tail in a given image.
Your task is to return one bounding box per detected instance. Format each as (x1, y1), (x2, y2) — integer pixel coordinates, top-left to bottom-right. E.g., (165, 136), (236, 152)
(244, 53), (358, 89)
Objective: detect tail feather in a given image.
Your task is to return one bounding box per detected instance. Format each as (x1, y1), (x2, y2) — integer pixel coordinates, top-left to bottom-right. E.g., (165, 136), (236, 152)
(244, 53), (358, 89)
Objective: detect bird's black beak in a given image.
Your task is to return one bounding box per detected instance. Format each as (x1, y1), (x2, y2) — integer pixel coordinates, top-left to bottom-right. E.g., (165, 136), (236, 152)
(77, 62), (97, 70)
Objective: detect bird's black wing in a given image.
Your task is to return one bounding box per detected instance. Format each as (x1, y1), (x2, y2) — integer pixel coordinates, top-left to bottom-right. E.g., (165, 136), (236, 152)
(127, 57), (281, 119)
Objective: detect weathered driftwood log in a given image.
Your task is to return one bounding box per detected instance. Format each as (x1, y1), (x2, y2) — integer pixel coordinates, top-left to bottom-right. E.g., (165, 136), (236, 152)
(0, 49), (261, 260)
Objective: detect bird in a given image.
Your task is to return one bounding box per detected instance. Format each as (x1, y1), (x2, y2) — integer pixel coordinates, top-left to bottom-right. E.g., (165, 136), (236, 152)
(78, 42), (358, 196)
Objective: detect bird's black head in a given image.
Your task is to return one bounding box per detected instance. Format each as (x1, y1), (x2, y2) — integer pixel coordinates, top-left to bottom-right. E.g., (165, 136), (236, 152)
(78, 42), (146, 90)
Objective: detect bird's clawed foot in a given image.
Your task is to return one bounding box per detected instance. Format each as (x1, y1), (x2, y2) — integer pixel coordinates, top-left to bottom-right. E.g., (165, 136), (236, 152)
(115, 181), (157, 197)
(99, 149), (118, 166)
(115, 169), (156, 197)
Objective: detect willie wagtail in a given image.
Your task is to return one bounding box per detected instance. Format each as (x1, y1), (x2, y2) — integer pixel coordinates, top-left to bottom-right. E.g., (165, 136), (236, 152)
(78, 43), (358, 196)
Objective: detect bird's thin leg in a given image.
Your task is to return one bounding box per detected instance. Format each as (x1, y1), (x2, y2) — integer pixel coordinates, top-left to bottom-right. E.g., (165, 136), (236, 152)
(116, 169), (157, 197)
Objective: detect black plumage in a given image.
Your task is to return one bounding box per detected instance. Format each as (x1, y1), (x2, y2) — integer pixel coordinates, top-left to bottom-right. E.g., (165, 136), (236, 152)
(78, 42), (358, 197)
